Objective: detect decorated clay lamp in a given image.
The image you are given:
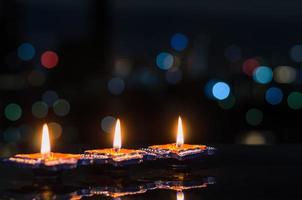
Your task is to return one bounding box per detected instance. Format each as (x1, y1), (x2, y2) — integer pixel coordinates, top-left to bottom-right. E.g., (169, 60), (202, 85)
(83, 119), (144, 167)
(7, 124), (80, 174)
(146, 116), (214, 160)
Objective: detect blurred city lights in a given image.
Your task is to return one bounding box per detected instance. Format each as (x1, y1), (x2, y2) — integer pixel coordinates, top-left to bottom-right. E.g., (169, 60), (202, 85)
(48, 122), (63, 139)
(242, 58), (260, 76)
(218, 95), (236, 109)
(212, 82), (231, 100)
(290, 45), (302, 62)
(156, 52), (174, 70)
(170, 33), (188, 51)
(108, 77), (125, 95)
(274, 66), (296, 84)
(41, 51), (59, 69)
(4, 103), (22, 121)
(253, 66), (273, 84)
(224, 45), (242, 62)
(27, 70), (46, 87)
(165, 68), (182, 84)
(287, 91), (302, 110)
(32, 101), (48, 118)
(265, 87), (283, 105)
(246, 108), (263, 126)
(17, 43), (35, 61)
(42, 90), (59, 107)
(101, 116), (116, 133)
(53, 99), (70, 116)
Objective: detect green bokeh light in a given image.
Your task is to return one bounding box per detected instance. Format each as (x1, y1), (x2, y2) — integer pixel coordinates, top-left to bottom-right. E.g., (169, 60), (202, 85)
(4, 103), (22, 121)
(246, 108), (263, 126)
(218, 95), (236, 109)
(32, 101), (48, 118)
(287, 91), (302, 110)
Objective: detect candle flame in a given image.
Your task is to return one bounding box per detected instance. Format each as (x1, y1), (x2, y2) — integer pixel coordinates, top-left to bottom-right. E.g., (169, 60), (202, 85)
(113, 118), (122, 151)
(41, 124), (51, 155)
(176, 191), (184, 200)
(176, 116), (184, 147)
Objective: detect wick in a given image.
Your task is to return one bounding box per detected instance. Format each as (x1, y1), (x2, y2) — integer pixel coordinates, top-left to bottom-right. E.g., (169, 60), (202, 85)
(42, 152), (52, 160)
(176, 143), (182, 148)
(113, 148), (120, 153)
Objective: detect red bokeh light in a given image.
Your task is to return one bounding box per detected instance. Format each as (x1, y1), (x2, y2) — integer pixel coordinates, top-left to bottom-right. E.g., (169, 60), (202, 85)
(242, 58), (260, 76)
(41, 51), (59, 69)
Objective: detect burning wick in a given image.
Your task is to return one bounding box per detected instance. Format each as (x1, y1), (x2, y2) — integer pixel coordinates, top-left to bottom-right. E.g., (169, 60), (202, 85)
(41, 124), (51, 159)
(176, 191), (185, 200)
(176, 116), (184, 148)
(113, 119), (122, 152)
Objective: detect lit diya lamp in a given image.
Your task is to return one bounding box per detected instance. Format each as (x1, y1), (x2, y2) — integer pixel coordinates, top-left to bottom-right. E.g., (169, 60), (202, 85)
(83, 119), (144, 167)
(7, 124), (80, 172)
(146, 116), (214, 160)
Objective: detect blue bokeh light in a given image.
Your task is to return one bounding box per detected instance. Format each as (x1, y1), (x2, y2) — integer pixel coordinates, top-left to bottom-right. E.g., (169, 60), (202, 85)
(156, 52), (174, 70)
(170, 33), (188, 51)
(253, 66), (273, 84)
(108, 77), (125, 95)
(17, 43), (35, 61)
(265, 87), (283, 105)
(212, 82), (231, 100)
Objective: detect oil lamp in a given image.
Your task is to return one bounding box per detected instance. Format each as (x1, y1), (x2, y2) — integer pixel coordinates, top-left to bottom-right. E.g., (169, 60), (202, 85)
(83, 119), (144, 167)
(145, 116), (214, 160)
(7, 124), (80, 172)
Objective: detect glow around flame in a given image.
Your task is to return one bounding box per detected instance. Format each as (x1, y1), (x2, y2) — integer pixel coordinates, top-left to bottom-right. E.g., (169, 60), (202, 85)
(176, 116), (184, 147)
(41, 124), (51, 154)
(176, 191), (184, 200)
(113, 118), (122, 150)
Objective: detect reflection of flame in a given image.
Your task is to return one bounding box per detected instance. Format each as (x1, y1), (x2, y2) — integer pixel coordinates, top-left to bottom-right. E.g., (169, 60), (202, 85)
(176, 116), (184, 147)
(113, 119), (122, 150)
(176, 191), (184, 200)
(41, 124), (51, 154)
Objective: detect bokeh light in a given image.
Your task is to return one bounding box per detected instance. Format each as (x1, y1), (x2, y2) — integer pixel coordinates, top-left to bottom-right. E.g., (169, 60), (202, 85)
(53, 99), (70, 116)
(242, 58), (260, 76)
(274, 66), (296, 84)
(32, 101), (48, 118)
(108, 77), (125, 95)
(156, 52), (174, 70)
(101, 116), (116, 133)
(287, 91), (302, 110)
(27, 70), (46, 87)
(48, 122), (63, 139)
(170, 33), (188, 51)
(253, 66), (273, 84)
(42, 90), (59, 107)
(114, 58), (132, 77)
(3, 128), (21, 143)
(204, 79), (218, 99)
(265, 87), (283, 105)
(212, 82), (231, 100)
(246, 108), (263, 126)
(290, 45), (302, 62)
(17, 43), (35, 61)
(4, 103), (22, 121)
(218, 95), (236, 109)
(224, 45), (242, 62)
(41, 51), (59, 69)
(240, 131), (266, 145)
(165, 68), (182, 84)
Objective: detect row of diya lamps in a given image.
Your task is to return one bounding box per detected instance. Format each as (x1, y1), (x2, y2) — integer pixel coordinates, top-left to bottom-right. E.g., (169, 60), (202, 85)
(5, 116), (215, 172)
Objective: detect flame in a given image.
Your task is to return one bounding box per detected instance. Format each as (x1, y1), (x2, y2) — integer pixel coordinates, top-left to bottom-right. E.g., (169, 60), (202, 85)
(176, 191), (184, 200)
(41, 124), (51, 155)
(113, 118), (122, 150)
(176, 116), (184, 147)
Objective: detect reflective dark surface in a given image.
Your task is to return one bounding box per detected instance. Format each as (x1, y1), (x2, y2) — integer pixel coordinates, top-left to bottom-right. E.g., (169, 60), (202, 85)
(0, 145), (302, 200)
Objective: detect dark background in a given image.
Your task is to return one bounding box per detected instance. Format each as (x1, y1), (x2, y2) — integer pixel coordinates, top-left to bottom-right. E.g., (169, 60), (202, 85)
(1, 0), (302, 156)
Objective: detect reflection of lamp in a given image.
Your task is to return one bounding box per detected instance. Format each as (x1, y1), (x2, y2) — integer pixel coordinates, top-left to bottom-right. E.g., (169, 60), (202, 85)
(8, 123), (80, 170)
(147, 116), (211, 160)
(84, 119), (145, 166)
(177, 191), (184, 200)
